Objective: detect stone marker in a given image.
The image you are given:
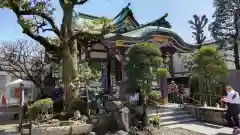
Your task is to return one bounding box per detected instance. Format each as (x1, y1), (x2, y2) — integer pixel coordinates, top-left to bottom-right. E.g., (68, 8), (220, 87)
(105, 101), (123, 112)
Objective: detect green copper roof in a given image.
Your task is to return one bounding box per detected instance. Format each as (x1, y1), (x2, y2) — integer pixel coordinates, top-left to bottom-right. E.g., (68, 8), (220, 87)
(105, 26), (198, 50)
(110, 3), (140, 33)
(72, 4), (195, 50)
(124, 26), (197, 48)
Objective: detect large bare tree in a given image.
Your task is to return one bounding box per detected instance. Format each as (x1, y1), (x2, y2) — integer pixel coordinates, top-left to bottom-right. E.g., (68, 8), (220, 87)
(0, 0), (113, 109)
(0, 40), (52, 95)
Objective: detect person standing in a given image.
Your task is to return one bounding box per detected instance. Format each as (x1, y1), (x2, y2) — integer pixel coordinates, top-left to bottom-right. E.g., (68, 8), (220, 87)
(221, 85), (240, 134)
(178, 85), (185, 106)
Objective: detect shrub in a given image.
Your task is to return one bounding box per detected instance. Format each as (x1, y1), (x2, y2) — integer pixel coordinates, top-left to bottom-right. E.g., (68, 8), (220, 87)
(156, 68), (168, 78)
(150, 115), (161, 126)
(147, 91), (161, 105)
(28, 98), (53, 120)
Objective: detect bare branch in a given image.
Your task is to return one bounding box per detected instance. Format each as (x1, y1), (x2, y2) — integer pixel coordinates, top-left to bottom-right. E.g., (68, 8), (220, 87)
(0, 40), (52, 93)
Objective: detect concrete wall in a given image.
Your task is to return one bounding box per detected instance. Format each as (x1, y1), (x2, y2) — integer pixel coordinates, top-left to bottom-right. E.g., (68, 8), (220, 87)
(172, 50), (238, 77)
(172, 52), (191, 77)
(184, 104), (228, 126)
(226, 70), (240, 92)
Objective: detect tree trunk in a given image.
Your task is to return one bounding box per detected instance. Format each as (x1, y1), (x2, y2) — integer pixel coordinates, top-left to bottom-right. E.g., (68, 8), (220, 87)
(62, 44), (78, 111)
(234, 14), (240, 69)
(233, 35), (240, 69)
(139, 93), (148, 127)
(60, 3), (77, 112)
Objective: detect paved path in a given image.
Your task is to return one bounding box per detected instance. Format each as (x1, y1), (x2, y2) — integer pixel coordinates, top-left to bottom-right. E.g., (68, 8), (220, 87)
(166, 121), (233, 135)
(0, 107), (19, 135)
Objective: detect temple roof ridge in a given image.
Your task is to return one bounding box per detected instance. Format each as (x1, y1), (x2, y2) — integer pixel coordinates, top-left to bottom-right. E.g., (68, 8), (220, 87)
(113, 2), (131, 20)
(120, 26), (198, 48)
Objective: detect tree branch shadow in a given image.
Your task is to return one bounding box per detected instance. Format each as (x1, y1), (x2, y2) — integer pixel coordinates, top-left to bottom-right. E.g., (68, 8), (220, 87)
(214, 133), (232, 135)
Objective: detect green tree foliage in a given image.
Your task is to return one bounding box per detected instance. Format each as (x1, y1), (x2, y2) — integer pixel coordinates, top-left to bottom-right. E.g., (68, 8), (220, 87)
(209, 0), (240, 69)
(125, 42), (162, 127)
(188, 46), (228, 93)
(209, 0), (239, 41)
(71, 62), (101, 90)
(156, 68), (168, 79)
(147, 91), (162, 105)
(125, 42), (162, 95)
(188, 14), (208, 47)
(0, 0), (113, 109)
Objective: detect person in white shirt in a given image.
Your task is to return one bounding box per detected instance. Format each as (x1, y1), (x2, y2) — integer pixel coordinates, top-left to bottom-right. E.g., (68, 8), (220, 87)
(221, 85), (240, 134)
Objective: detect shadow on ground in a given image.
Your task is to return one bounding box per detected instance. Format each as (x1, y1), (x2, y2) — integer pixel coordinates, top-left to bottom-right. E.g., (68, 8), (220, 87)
(214, 133), (232, 135)
(0, 120), (18, 125)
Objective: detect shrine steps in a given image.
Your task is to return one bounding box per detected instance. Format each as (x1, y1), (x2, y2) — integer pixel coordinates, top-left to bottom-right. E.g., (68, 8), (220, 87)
(147, 104), (197, 126)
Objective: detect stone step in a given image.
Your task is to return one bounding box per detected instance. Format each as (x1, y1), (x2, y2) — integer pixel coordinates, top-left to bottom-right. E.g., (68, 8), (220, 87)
(147, 108), (183, 114)
(155, 104), (183, 109)
(148, 107), (197, 126)
(160, 117), (197, 126)
(160, 114), (194, 122)
(148, 110), (189, 117)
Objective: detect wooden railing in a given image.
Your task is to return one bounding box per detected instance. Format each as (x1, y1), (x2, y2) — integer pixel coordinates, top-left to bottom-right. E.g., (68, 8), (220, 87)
(191, 92), (223, 107)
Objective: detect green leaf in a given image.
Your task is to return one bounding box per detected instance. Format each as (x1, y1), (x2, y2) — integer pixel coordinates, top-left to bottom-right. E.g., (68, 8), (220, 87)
(125, 42), (163, 94)
(188, 46), (228, 92)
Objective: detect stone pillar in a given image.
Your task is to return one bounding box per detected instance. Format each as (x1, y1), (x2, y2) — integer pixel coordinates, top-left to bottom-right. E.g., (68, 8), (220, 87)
(160, 75), (168, 104)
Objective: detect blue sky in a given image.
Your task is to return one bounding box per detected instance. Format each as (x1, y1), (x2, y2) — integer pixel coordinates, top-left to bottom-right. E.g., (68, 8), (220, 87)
(0, 0), (214, 43)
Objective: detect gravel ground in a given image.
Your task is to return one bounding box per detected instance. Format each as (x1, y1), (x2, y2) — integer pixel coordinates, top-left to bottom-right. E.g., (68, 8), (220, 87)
(0, 131), (20, 135)
(171, 128), (206, 135)
(137, 127), (206, 135)
(0, 126), (207, 135)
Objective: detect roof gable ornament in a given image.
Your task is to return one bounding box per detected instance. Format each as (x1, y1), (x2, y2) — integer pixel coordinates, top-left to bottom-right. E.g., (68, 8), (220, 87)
(150, 13), (172, 28)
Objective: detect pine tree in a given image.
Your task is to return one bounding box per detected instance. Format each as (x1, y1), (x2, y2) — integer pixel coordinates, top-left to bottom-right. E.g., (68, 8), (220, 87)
(209, 0), (240, 69)
(188, 14), (208, 48)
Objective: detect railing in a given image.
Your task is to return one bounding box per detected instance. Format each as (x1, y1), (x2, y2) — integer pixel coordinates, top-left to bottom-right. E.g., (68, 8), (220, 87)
(192, 92), (222, 107)
(173, 92), (225, 108)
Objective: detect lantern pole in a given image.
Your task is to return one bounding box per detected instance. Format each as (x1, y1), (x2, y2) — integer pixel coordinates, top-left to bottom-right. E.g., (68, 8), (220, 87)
(19, 83), (24, 132)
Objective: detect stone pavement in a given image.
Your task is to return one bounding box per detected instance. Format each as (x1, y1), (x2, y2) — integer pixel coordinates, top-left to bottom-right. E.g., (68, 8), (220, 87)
(166, 121), (233, 135)
(0, 108), (19, 135)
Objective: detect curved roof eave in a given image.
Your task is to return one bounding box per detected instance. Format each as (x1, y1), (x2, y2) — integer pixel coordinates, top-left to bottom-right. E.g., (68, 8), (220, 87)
(110, 26), (198, 49)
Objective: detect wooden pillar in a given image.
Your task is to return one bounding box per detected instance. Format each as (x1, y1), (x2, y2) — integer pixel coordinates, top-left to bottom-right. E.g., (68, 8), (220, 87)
(106, 51), (112, 94)
(115, 57), (123, 82)
(160, 75), (168, 104)
(169, 54), (175, 80)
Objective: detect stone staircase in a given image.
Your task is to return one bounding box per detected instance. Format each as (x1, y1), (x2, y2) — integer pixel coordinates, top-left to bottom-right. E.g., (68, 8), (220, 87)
(147, 104), (197, 126)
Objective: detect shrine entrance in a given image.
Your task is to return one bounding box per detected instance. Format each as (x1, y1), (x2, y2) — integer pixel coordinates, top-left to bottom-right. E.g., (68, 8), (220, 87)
(84, 41), (126, 95)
